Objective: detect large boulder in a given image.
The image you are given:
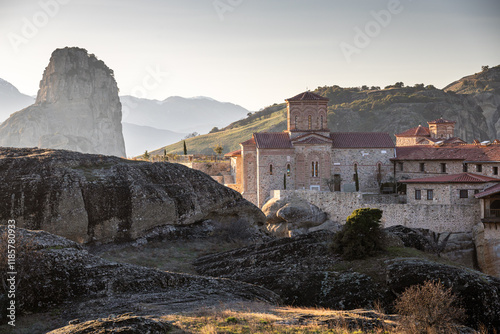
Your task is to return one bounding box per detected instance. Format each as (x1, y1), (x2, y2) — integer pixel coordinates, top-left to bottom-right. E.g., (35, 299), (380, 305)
(262, 195), (329, 236)
(386, 225), (476, 269)
(0, 148), (265, 243)
(0, 47), (126, 157)
(0, 226), (279, 329)
(194, 230), (500, 330)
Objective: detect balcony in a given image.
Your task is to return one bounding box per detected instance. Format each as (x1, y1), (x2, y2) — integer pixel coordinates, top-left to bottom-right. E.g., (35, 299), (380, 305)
(482, 209), (500, 223)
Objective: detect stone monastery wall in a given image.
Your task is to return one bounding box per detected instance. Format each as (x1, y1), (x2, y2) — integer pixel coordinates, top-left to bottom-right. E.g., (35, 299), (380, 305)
(272, 190), (480, 233)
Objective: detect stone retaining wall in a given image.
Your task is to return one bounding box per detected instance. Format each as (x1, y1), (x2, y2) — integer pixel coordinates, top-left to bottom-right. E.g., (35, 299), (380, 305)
(272, 190), (479, 233)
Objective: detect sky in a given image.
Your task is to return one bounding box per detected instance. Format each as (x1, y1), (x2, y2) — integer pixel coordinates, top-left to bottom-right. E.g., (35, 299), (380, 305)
(1, 0), (499, 111)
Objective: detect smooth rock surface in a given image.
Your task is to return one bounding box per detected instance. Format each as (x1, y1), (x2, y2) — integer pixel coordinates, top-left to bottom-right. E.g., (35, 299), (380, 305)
(0, 147), (265, 243)
(0, 47), (126, 157)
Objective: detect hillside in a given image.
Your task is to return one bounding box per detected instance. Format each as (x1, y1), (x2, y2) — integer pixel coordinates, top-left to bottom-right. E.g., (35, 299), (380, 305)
(121, 95), (249, 134)
(0, 78), (34, 122)
(159, 66), (500, 156)
(122, 122), (185, 157)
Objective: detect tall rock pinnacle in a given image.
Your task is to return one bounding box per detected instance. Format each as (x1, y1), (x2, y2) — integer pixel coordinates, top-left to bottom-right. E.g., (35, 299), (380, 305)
(0, 47), (126, 157)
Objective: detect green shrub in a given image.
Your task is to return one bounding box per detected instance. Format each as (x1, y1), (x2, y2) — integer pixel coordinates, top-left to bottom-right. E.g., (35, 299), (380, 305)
(330, 208), (384, 260)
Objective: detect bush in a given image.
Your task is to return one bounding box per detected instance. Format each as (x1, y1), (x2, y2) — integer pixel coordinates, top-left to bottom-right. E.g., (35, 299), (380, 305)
(394, 280), (466, 334)
(330, 208), (384, 260)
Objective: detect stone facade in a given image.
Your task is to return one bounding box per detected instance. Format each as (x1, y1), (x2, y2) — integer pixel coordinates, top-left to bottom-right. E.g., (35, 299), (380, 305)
(271, 190), (480, 233)
(231, 91), (395, 208)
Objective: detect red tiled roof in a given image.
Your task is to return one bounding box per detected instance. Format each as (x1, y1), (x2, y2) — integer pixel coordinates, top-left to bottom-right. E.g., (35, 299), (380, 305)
(225, 149), (241, 157)
(475, 183), (500, 198)
(253, 132), (293, 149)
(294, 137), (332, 145)
(286, 91), (329, 102)
(394, 144), (500, 161)
(330, 132), (395, 148)
(402, 173), (500, 184)
(241, 137), (256, 146)
(428, 118), (456, 124)
(395, 125), (430, 137)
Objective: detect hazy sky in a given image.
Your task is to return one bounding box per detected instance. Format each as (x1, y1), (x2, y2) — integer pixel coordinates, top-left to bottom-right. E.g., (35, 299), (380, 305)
(1, 0), (499, 110)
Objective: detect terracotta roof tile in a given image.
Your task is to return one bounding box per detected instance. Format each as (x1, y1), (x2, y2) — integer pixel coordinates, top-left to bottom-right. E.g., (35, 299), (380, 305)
(241, 137), (256, 146)
(330, 132), (395, 148)
(394, 144), (500, 161)
(475, 183), (500, 198)
(294, 137), (332, 145)
(253, 132), (293, 149)
(402, 173), (500, 184)
(286, 91), (329, 102)
(225, 149), (241, 157)
(395, 125), (430, 137)
(428, 118), (456, 124)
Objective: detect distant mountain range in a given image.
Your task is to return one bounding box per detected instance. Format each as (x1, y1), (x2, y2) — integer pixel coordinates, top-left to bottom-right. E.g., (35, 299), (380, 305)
(120, 95), (249, 134)
(0, 79), (250, 157)
(0, 78), (35, 122)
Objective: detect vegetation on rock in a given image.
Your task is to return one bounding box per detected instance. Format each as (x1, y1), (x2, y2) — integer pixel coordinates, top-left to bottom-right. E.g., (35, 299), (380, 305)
(330, 208), (384, 260)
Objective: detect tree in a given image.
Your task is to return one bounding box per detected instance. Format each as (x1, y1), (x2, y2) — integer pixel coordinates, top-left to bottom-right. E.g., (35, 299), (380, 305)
(209, 127), (219, 133)
(183, 141), (187, 155)
(394, 81), (404, 88)
(330, 208), (384, 260)
(184, 132), (199, 139)
(142, 150), (150, 161)
(414, 83), (425, 90)
(247, 112), (252, 117)
(283, 173), (287, 190)
(425, 84), (436, 90)
(482, 65), (489, 72)
(213, 144), (223, 161)
(361, 85), (369, 90)
(394, 280), (465, 333)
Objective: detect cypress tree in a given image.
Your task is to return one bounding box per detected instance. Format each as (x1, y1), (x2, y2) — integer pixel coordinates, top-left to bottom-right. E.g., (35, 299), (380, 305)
(183, 141), (187, 155)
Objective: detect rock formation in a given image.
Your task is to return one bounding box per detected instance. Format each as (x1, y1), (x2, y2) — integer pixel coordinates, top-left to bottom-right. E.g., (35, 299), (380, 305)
(0, 47), (126, 157)
(194, 230), (500, 330)
(0, 226), (279, 330)
(444, 65), (500, 140)
(0, 147), (265, 244)
(262, 195), (338, 237)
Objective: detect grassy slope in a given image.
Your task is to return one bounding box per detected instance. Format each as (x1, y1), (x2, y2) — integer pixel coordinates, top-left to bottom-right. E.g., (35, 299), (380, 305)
(153, 67), (500, 155)
(150, 106), (287, 156)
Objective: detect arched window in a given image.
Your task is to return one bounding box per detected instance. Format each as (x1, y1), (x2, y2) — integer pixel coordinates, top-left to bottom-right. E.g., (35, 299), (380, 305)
(321, 115), (324, 129)
(287, 164), (291, 177)
(269, 164), (273, 175)
(311, 161), (319, 177)
(294, 116), (298, 129)
(308, 115), (312, 130)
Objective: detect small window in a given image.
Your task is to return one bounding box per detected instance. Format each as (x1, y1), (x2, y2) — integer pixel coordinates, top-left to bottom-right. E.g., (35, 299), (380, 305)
(440, 163), (446, 173)
(460, 189), (468, 198)
(398, 162), (404, 171)
(286, 164), (291, 177)
(477, 164), (483, 172)
(419, 163), (425, 172)
(463, 163), (468, 172)
(427, 189), (433, 200)
(494, 167), (498, 175)
(415, 189), (421, 200)
(320, 115), (324, 129)
(308, 115), (312, 130)
(269, 164), (273, 175)
(315, 162), (319, 177)
(294, 116), (298, 129)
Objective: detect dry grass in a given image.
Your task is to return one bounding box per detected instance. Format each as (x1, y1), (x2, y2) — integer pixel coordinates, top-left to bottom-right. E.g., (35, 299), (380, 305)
(162, 302), (401, 333)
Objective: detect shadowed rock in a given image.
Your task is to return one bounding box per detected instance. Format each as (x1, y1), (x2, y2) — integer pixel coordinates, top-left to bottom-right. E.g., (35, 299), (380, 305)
(0, 147), (265, 243)
(0, 226), (279, 328)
